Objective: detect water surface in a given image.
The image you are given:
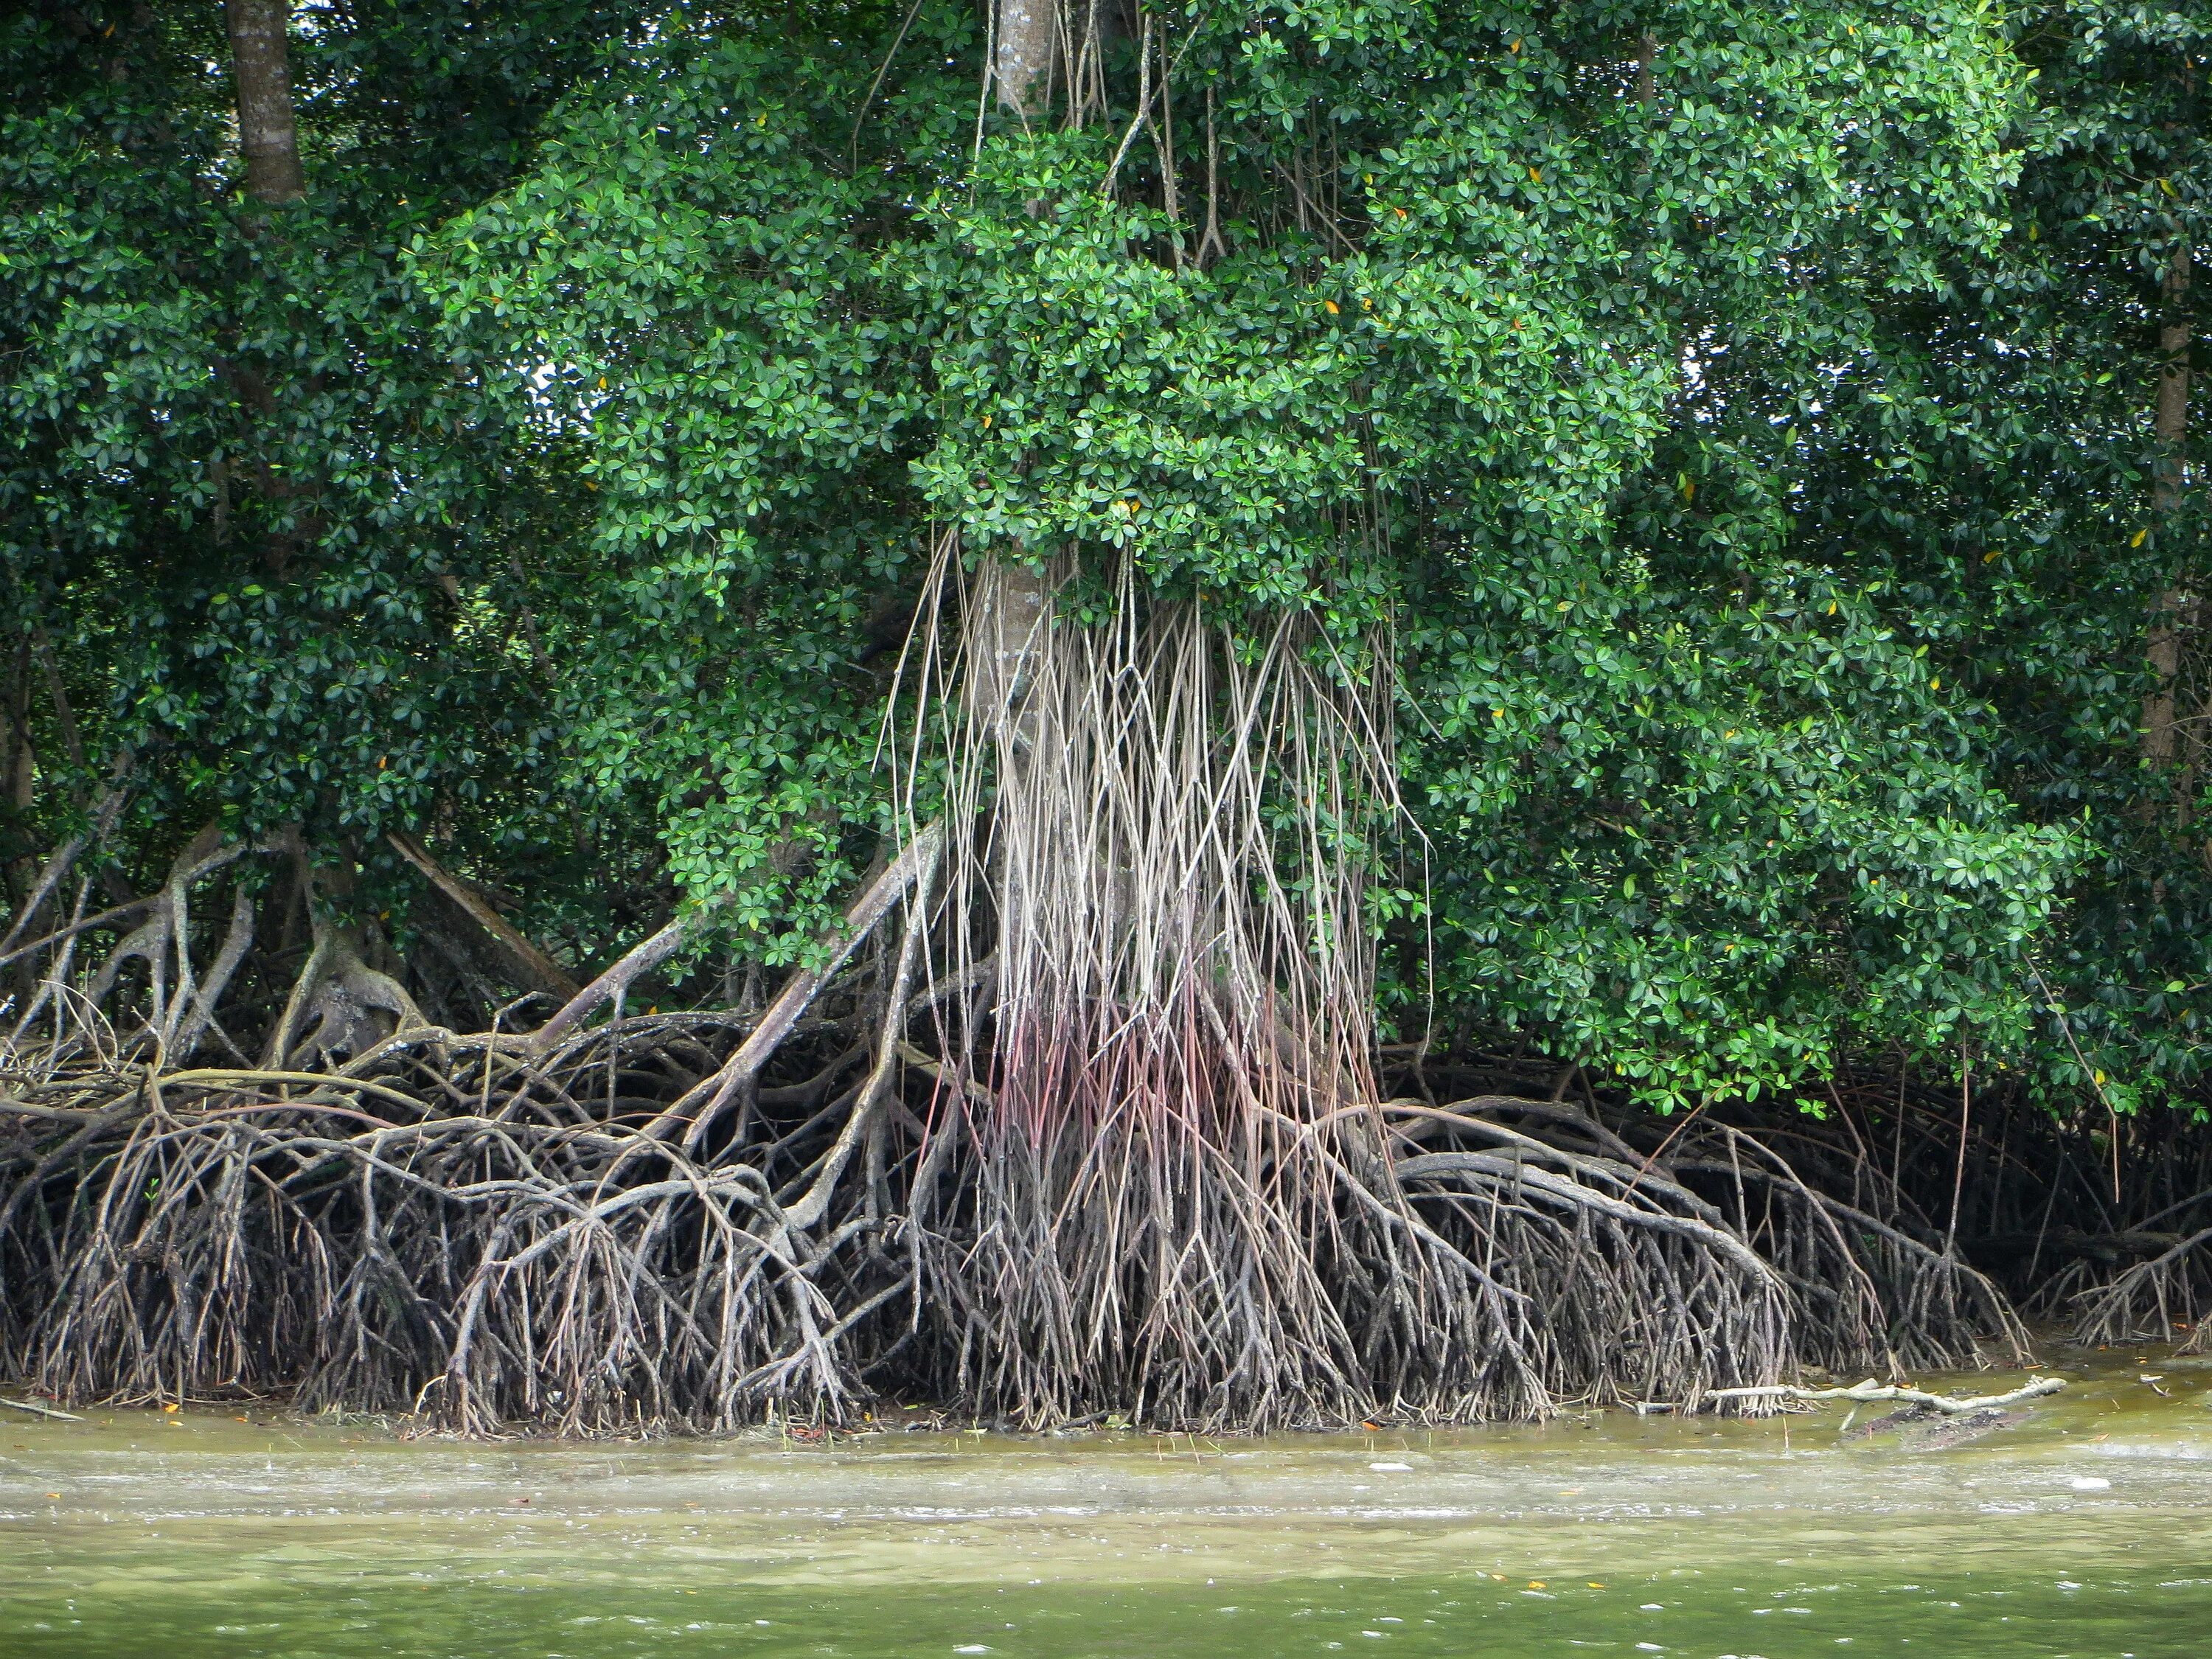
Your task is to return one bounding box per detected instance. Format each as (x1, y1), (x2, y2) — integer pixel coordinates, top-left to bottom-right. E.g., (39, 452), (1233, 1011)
(5, 1352), (2210, 1657)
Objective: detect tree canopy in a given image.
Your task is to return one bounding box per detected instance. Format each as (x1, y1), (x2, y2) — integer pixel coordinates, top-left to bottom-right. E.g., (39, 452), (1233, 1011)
(4, 0), (2206, 1113)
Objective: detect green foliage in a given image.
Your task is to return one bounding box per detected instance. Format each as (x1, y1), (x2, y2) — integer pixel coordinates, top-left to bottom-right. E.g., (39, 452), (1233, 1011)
(5, 0), (2208, 1107)
(425, 15), (964, 951)
(427, 0), (2081, 1098)
(1, 0), (655, 952)
(1706, 1), (2212, 1108)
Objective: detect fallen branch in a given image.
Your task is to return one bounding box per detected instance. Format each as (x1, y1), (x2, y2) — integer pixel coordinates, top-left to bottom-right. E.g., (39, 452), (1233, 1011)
(1700, 1375), (2066, 1415)
(1, 1395), (82, 1420)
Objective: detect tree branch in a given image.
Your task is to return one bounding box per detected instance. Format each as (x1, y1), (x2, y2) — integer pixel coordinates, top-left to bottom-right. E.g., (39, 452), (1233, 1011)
(1702, 1376), (2066, 1415)
(388, 831), (580, 1002)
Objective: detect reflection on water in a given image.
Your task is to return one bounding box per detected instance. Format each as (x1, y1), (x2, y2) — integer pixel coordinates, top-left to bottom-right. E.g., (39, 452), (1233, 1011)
(4, 1352), (2211, 1657)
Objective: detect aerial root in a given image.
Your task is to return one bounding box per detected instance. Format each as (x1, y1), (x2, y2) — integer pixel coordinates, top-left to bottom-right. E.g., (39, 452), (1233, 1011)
(13, 1093), (1050, 1429)
(1, 1054), (905, 1433)
(0, 827), (2031, 1427)
(1643, 1120), (2027, 1373)
(1, 1034), (2034, 1429)
(2067, 1222), (2212, 1349)
(0, 552), (2040, 1430)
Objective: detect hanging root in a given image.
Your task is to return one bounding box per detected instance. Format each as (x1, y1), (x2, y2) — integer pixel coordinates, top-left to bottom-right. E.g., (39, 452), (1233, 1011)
(0, 546), (2039, 1431)
(896, 1015), (1546, 1428)
(1, 1012), (2037, 1429)
(892, 551), (1526, 1427)
(0, 552), (2040, 1430)
(879, 551), (1938, 1425)
(1655, 1116), (2031, 1374)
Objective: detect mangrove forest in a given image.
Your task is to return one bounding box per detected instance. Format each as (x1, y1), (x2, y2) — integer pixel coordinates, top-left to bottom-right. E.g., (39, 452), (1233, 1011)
(4, 0), (2211, 1436)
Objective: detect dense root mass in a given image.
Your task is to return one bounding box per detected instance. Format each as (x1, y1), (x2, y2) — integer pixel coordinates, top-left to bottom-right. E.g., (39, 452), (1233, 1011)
(0, 1006), (2034, 1432)
(2056, 1216), (2212, 1352)
(1730, 1066), (2212, 1355)
(0, 568), (2058, 1431)
(900, 555), (1478, 1425)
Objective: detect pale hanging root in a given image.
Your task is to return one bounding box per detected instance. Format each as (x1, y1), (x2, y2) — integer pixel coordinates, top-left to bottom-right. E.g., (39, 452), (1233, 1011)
(883, 549), (1800, 1425)
(0, 546), (2035, 1427)
(900, 1002), (1418, 1428)
(894, 549), (1438, 1425)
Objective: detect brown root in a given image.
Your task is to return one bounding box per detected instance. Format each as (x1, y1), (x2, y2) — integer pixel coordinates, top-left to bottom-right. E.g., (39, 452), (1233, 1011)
(0, 666), (2042, 1435)
(2, 986), (2041, 1433)
(1, 1013), (902, 1430)
(2070, 1225), (2212, 1349)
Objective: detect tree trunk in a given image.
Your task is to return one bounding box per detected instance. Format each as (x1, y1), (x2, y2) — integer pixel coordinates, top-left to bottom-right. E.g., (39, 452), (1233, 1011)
(2, 637), (34, 978)
(2143, 241), (2192, 769)
(225, 0), (305, 204)
(2157, 241), (2194, 508)
(2, 635), (30, 828)
(981, 0), (1063, 771)
(995, 0), (1058, 116)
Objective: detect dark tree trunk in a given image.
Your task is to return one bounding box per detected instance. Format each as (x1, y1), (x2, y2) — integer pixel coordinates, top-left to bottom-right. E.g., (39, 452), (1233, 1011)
(2157, 241), (2194, 507)
(2144, 242), (2194, 771)
(2143, 243), (2193, 769)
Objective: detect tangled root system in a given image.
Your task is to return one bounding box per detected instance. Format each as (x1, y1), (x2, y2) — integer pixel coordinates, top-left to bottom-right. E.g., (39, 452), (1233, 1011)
(0, 1018), (2030, 1432)
(0, 560), (2037, 1433)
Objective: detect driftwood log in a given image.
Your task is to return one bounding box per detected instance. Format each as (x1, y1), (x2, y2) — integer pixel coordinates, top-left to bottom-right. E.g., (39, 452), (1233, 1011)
(1701, 1374), (2067, 1414)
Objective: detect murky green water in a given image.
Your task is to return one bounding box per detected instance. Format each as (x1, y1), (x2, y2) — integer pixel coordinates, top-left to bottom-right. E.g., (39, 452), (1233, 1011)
(5, 1354), (2212, 1657)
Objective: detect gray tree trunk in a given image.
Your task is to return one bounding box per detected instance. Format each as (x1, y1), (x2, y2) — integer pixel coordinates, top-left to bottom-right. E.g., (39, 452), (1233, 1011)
(226, 0), (305, 204)
(995, 0), (1058, 116)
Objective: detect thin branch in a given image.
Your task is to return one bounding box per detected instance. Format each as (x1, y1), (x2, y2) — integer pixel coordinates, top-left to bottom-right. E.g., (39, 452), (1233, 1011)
(1702, 1376), (2066, 1415)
